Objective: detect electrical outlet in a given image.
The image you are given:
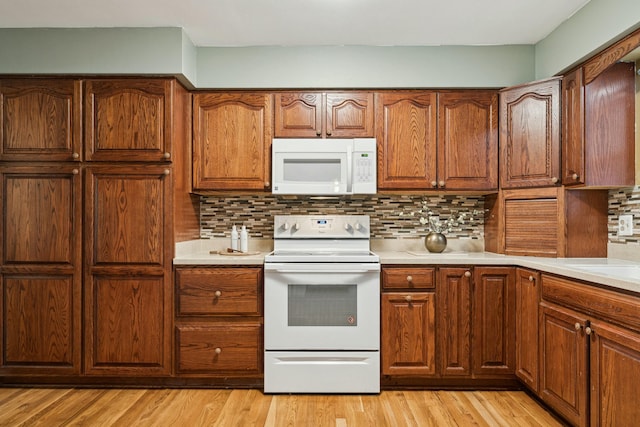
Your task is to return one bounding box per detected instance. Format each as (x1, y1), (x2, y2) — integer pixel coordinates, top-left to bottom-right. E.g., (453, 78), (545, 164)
(618, 214), (634, 236)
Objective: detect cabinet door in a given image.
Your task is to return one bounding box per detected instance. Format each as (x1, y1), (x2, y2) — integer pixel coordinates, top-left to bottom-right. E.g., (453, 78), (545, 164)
(539, 302), (589, 427)
(589, 320), (640, 427)
(437, 91), (498, 190)
(84, 165), (171, 375)
(376, 92), (437, 189)
(274, 92), (322, 138)
(561, 68), (585, 186)
(515, 268), (540, 391)
(499, 78), (561, 188)
(0, 79), (82, 161)
(381, 292), (436, 376)
(193, 92), (273, 190)
(325, 92), (374, 138)
(0, 166), (82, 374)
(472, 267), (515, 377)
(85, 79), (173, 162)
(437, 267), (472, 376)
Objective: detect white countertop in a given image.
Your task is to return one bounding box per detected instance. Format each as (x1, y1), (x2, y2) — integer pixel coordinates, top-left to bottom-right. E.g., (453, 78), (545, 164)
(174, 239), (640, 294)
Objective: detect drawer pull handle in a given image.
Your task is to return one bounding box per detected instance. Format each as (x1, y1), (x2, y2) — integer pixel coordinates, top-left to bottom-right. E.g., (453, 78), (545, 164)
(214, 290), (222, 298)
(575, 322), (582, 331)
(214, 347), (222, 355)
(406, 275), (413, 283)
(405, 295), (412, 302)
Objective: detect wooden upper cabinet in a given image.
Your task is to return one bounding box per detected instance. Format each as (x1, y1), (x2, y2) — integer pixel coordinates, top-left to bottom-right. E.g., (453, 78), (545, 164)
(274, 91), (374, 138)
(499, 77), (561, 188)
(193, 92), (273, 191)
(84, 79), (173, 162)
(376, 92), (437, 189)
(563, 63), (635, 187)
(438, 91), (498, 190)
(0, 79), (82, 162)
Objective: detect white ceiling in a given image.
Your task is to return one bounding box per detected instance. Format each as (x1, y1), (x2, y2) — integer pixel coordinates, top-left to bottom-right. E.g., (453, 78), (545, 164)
(0, 0), (591, 47)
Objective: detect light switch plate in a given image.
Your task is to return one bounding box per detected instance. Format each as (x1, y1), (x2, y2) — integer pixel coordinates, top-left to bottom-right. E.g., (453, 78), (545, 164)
(618, 214), (634, 236)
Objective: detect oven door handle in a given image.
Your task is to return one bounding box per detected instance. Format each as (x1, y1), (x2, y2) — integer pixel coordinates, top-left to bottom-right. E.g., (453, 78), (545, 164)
(270, 269), (374, 274)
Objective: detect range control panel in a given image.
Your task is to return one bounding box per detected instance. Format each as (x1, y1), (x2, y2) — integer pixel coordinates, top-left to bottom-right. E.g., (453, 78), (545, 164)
(273, 215), (371, 239)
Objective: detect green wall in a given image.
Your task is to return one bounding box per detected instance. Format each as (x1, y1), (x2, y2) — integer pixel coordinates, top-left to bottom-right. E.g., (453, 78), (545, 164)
(1, 0), (640, 89)
(535, 0), (640, 78)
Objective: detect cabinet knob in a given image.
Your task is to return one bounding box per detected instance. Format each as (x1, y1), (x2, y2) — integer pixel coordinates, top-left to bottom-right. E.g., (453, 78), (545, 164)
(431, 181), (438, 188)
(72, 152), (80, 159)
(572, 173), (579, 180)
(406, 275), (413, 283)
(265, 181), (270, 188)
(464, 271), (471, 278)
(439, 180), (445, 188)
(551, 177), (559, 184)
(405, 295), (412, 302)
(214, 290), (222, 297)
(163, 152), (171, 159)
(214, 347), (222, 355)
(585, 327), (593, 336)
(316, 130), (322, 136)
(163, 169), (170, 176)
(326, 129), (332, 136)
(528, 275), (534, 282)
(72, 169), (79, 175)
(574, 322), (582, 331)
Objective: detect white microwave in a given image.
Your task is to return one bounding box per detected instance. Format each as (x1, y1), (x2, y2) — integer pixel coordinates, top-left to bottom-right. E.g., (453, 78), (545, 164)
(271, 138), (377, 195)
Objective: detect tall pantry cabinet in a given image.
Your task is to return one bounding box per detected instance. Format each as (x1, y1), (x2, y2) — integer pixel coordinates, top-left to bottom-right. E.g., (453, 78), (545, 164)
(0, 78), (199, 378)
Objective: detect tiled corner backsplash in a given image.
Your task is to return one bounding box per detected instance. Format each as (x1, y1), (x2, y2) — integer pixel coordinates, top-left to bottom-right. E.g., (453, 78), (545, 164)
(200, 195), (485, 240)
(609, 186), (640, 245)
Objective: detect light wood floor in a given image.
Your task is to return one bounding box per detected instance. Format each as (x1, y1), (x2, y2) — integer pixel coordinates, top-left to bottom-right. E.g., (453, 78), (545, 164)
(0, 387), (565, 427)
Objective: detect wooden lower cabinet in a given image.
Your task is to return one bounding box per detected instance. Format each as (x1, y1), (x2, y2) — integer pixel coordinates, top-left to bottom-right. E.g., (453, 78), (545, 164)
(472, 267), (515, 377)
(515, 268), (540, 391)
(539, 302), (589, 427)
(381, 292), (436, 376)
(437, 267), (472, 376)
(589, 320), (640, 427)
(174, 267), (263, 380)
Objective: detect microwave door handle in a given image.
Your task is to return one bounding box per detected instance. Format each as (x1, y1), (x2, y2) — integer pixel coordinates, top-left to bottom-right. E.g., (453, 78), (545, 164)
(346, 148), (353, 193)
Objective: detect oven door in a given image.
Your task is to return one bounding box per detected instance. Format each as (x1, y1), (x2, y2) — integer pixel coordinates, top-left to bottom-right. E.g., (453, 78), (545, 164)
(264, 262), (380, 350)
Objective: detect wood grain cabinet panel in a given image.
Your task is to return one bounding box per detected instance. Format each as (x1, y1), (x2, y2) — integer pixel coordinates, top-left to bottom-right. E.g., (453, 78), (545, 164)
(472, 267), (515, 377)
(381, 292), (436, 376)
(376, 92), (437, 189)
(563, 63), (635, 187)
(499, 77), (561, 188)
(85, 79), (174, 162)
(539, 302), (589, 427)
(381, 267), (435, 290)
(515, 268), (540, 392)
(193, 92), (273, 190)
(176, 267), (262, 316)
(274, 92), (374, 138)
(174, 266), (263, 379)
(589, 320), (640, 427)
(437, 267), (472, 377)
(84, 165), (171, 376)
(437, 91), (498, 190)
(176, 324), (262, 375)
(0, 165), (82, 375)
(0, 79), (82, 162)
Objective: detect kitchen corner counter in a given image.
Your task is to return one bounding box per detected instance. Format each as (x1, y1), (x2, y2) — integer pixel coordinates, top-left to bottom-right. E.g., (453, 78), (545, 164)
(173, 238), (270, 266)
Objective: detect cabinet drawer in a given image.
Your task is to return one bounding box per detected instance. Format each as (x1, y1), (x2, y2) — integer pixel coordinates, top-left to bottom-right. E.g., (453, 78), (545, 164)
(176, 267), (262, 316)
(382, 268), (435, 289)
(176, 324), (262, 374)
(541, 273), (640, 332)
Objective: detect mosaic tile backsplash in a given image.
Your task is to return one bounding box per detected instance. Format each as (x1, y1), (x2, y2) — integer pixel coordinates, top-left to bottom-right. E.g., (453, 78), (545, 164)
(200, 195), (485, 240)
(200, 187), (640, 250)
(609, 186), (640, 245)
